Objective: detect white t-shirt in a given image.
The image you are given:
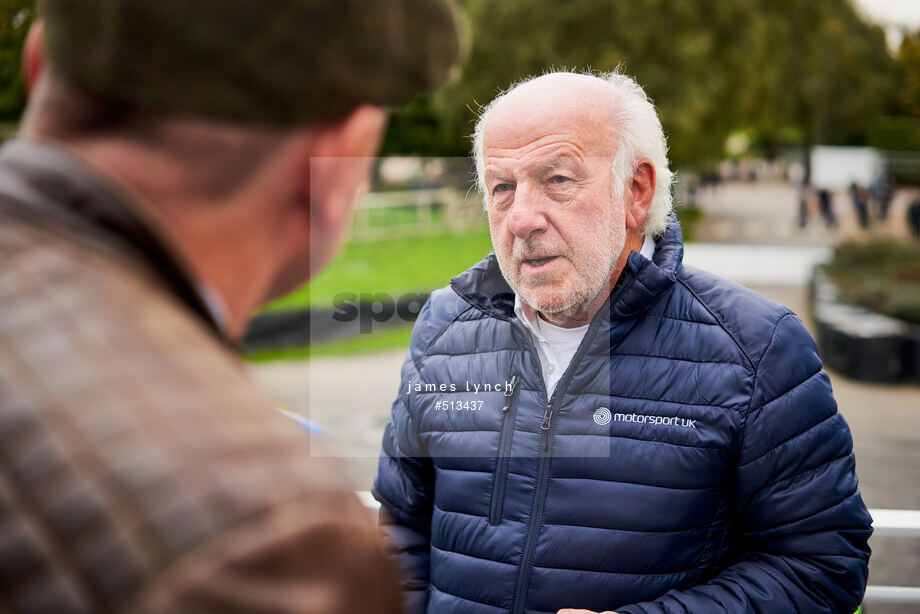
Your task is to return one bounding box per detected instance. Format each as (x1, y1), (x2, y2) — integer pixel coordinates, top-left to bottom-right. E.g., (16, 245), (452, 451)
(513, 235), (657, 397)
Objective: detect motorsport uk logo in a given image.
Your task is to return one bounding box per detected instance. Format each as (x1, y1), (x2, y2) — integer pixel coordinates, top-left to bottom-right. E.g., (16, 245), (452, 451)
(594, 408), (698, 429)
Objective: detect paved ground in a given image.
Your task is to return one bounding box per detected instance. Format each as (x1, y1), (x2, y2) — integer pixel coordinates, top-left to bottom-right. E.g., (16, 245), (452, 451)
(251, 182), (920, 612)
(693, 181), (915, 245)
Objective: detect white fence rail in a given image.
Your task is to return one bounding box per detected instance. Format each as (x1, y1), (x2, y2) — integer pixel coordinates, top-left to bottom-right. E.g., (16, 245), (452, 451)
(867, 509), (920, 605)
(350, 188), (486, 242)
(871, 508), (920, 539)
(358, 493), (920, 605)
(865, 585), (920, 605)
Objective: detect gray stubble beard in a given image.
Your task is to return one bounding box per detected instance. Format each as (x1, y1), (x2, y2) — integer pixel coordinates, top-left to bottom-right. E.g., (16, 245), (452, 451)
(493, 214), (625, 321)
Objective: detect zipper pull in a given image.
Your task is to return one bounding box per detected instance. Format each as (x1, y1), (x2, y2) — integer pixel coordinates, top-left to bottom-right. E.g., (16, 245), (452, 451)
(541, 404), (554, 451)
(504, 375), (519, 397)
(541, 404), (553, 431)
(502, 375), (519, 411)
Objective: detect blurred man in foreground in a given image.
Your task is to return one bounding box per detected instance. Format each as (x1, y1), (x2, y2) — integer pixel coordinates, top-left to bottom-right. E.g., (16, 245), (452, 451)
(0, 0), (460, 611)
(374, 71), (871, 614)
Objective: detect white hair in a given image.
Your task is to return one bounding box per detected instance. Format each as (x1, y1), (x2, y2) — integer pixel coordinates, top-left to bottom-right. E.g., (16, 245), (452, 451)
(472, 69), (674, 237)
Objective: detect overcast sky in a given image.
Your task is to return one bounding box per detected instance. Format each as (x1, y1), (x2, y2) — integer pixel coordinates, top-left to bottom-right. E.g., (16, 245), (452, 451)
(851, 0), (920, 48)
(852, 0), (920, 28)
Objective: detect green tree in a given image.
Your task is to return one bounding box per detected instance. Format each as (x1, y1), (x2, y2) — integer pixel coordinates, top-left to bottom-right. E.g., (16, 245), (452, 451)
(897, 27), (920, 118)
(735, 0), (897, 170)
(383, 0), (898, 173)
(0, 0), (35, 123)
(385, 0), (749, 165)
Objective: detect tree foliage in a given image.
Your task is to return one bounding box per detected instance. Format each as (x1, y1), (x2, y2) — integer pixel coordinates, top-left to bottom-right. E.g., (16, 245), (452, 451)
(382, 0), (899, 168)
(897, 28), (920, 119)
(0, 0), (35, 122)
(735, 0), (898, 152)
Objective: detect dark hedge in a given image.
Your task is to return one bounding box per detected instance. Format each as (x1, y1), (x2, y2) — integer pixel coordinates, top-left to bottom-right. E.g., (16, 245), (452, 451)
(823, 240), (920, 325)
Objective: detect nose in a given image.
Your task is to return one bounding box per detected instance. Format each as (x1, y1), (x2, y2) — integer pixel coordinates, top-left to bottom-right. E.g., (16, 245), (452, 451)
(505, 182), (548, 239)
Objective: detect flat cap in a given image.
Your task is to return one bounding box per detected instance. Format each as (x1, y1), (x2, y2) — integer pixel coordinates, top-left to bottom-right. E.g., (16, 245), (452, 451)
(40, 0), (464, 125)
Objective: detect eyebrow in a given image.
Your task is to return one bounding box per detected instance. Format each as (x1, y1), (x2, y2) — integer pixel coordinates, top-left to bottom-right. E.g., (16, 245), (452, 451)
(543, 157), (577, 171)
(484, 153), (582, 184)
(484, 168), (512, 183)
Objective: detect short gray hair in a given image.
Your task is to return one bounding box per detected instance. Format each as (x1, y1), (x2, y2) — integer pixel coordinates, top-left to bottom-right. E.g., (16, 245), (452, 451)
(472, 69), (674, 237)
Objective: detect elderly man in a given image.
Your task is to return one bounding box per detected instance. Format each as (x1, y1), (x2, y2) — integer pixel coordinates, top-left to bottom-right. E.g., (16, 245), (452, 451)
(0, 1), (460, 612)
(373, 71), (871, 614)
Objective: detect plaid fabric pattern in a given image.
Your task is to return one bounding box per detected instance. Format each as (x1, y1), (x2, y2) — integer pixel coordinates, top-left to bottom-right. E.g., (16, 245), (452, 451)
(0, 153), (401, 613)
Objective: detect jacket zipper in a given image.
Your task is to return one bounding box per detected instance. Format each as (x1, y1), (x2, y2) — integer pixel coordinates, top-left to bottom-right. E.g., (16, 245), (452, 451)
(509, 316), (601, 614)
(489, 374), (521, 525)
(540, 403), (554, 450)
(449, 262), (639, 614)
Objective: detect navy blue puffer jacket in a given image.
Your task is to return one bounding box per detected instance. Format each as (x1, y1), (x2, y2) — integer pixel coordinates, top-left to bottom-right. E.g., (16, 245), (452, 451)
(373, 219), (872, 614)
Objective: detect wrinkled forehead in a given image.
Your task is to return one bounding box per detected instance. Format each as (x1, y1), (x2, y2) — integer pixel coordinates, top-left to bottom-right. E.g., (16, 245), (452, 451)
(482, 75), (619, 158)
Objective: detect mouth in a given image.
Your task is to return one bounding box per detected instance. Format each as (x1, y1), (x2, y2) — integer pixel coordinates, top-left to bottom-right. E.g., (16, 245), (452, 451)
(522, 255), (560, 269)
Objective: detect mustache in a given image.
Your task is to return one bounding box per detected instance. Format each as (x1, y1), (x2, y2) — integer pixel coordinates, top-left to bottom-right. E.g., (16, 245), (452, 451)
(513, 239), (567, 262)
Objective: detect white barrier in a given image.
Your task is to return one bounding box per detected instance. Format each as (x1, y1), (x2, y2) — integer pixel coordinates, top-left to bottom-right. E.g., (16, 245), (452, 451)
(869, 508), (920, 538)
(864, 508), (920, 604)
(351, 188), (486, 241)
(864, 585), (920, 605)
(358, 493), (920, 605)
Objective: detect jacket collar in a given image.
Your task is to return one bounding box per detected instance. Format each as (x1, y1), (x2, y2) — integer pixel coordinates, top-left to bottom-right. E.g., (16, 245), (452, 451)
(450, 214), (684, 325)
(0, 138), (228, 344)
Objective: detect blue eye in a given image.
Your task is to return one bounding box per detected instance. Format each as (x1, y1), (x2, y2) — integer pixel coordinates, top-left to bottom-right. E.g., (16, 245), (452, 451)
(493, 183), (513, 193)
(549, 175), (571, 184)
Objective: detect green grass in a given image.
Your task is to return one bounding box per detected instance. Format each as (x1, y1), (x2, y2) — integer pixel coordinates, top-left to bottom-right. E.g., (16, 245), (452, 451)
(262, 228), (494, 312)
(245, 323), (414, 362)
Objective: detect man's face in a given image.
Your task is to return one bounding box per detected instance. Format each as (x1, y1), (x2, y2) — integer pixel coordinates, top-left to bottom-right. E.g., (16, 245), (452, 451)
(482, 80), (627, 319)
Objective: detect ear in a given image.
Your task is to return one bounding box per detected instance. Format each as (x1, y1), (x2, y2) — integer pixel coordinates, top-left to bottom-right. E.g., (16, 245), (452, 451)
(303, 105), (388, 277)
(625, 158), (655, 231)
(22, 21), (45, 96)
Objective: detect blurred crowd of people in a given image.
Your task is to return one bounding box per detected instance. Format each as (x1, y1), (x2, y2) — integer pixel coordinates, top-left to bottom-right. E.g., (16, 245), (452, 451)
(796, 171), (920, 240)
(787, 160), (920, 239)
(677, 158), (920, 241)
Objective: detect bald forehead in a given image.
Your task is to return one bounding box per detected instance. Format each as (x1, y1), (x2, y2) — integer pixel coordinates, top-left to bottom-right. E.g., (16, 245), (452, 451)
(483, 73), (619, 154)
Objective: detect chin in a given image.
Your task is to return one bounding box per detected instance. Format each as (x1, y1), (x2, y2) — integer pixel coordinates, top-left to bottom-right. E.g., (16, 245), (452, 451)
(522, 288), (580, 315)
(523, 279), (606, 317)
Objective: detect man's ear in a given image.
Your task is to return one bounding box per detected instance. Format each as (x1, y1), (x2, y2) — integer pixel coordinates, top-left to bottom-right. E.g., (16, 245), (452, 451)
(22, 21), (45, 96)
(303, 105), (388, 277)
(625, 158), (656, 231)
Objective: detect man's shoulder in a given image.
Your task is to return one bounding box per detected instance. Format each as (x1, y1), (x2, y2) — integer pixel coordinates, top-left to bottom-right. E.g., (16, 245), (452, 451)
(0, 207), (291, 474)
(409, 284), (482, 353)
(673, 264), (804, 368)
(0, 211), (239, 386)
(0, 215), (382, 608)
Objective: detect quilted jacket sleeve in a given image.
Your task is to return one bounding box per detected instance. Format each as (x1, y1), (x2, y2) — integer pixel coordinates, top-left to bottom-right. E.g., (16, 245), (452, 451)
(618, 314), (872, 614)
(372, 353), (434, 614)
